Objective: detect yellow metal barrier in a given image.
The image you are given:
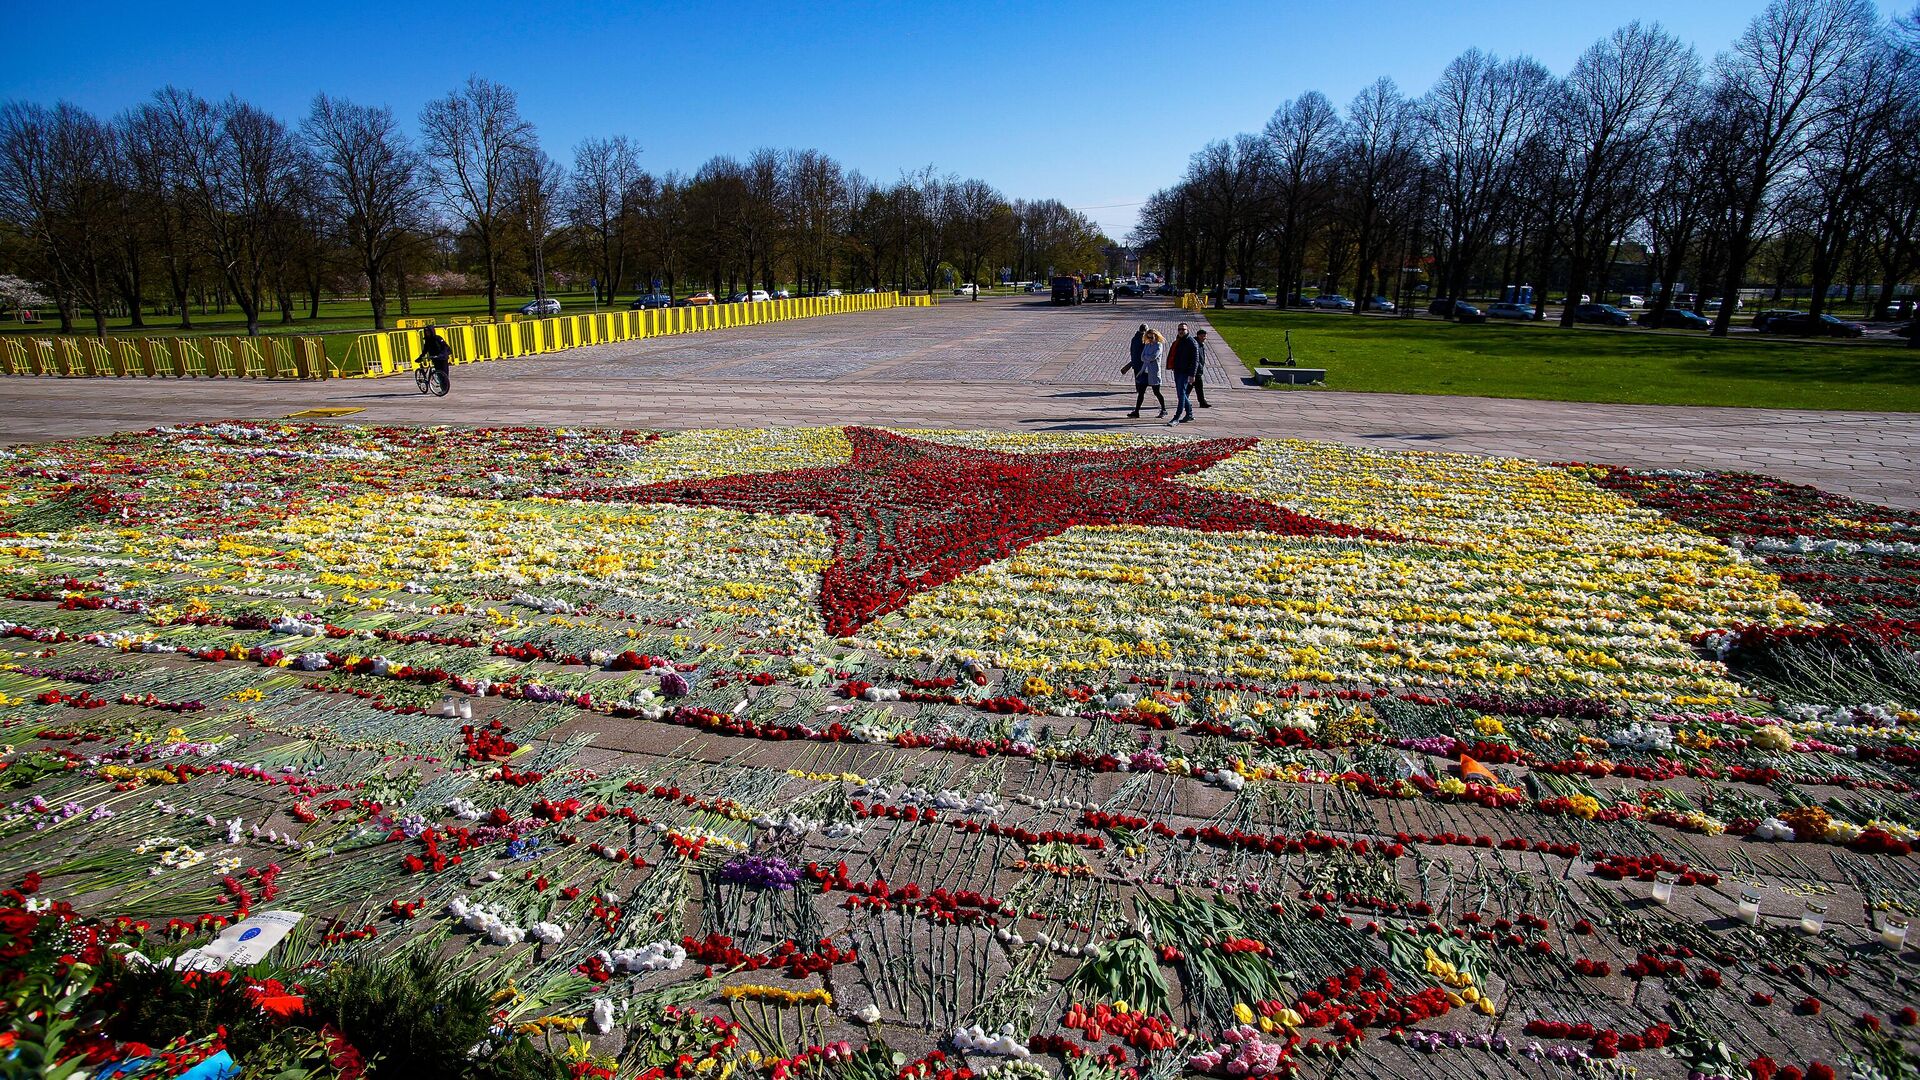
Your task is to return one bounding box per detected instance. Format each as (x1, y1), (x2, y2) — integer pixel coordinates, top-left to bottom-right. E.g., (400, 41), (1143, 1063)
(0, 293), (933, 379)
(338, 290), (929, 379)
(0, 334), (332, 380)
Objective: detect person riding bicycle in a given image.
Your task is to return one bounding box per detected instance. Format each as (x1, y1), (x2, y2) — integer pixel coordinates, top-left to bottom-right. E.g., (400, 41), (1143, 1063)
(419, 326), (453, 393)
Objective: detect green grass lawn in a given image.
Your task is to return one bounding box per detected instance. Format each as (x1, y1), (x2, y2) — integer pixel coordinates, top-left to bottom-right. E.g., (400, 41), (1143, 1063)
(1207, 310), (1920, 412)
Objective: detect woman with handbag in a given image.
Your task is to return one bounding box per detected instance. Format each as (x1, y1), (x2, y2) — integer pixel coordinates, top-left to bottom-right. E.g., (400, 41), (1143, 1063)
(1124, 328), (1166, 418)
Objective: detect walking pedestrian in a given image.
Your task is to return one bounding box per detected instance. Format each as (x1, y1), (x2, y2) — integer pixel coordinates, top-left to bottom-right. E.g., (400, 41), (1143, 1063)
(1123, 328), (1166, 418)
(1192, 328), (1212, 408)
(1166, 323), (1198, 425)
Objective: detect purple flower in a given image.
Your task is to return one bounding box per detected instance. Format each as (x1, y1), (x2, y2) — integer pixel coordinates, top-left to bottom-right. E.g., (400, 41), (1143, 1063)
(719, 853), (801, 891)
(660, 672), (691, 698)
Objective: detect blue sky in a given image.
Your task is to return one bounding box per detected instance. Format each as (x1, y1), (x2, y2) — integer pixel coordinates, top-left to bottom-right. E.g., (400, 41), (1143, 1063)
(4, 0), (1904, 239)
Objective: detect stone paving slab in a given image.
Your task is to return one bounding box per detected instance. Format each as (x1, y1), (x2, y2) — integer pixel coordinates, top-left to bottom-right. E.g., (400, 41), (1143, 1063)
(0, 297), (1914, 508)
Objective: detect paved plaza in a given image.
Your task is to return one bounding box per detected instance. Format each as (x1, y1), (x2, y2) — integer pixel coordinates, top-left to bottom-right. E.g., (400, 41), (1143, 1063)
(2, 296), (1915, 507)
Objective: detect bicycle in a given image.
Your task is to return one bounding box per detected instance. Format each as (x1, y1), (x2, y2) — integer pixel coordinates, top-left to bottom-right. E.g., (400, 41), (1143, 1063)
(413, 354), (449, 397)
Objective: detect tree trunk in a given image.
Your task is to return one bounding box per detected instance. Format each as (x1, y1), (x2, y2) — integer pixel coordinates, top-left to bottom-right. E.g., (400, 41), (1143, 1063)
(1711, 202), (1759, 338)
(367, 254), (387, 329)
(483, 234), (500, 319)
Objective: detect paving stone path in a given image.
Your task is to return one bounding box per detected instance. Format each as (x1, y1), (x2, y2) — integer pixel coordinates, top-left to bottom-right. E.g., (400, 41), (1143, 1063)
(2, 297), (1914, 507)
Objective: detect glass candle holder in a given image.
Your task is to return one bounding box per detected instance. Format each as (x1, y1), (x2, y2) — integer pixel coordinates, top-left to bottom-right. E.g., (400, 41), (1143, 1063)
(457, 699), (473, 720)
(1801, 898), (1827, 935)
(436, 694), (458, 718)
(1880, 914), (1909, 950)
(1651, 871), (1676, 905)
(1738, 887), (1763, 925)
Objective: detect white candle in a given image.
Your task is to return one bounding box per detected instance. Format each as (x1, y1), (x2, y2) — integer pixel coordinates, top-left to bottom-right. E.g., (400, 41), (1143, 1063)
(1801, 899), (1827, 935)
(1881, 916), (1909, 950)
(458, 699), (473, 720)
(1738, 888), (1763, 925)
(1651, 872), (1676, 905)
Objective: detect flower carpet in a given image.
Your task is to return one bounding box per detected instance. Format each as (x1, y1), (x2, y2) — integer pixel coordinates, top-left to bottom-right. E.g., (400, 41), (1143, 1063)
(2, 422), (1919, 1080)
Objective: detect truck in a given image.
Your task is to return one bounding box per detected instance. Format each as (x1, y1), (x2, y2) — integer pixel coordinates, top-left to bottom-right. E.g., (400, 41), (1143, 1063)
(1084, 275), (1115, 303)
(1050, 276), (1084, 305)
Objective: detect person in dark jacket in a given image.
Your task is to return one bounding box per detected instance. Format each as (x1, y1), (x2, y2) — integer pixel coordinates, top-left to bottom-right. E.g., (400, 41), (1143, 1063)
(1192, 328), (1212, 408)
(419, 326), (453, 392)
(1166, 323), (1198, 424)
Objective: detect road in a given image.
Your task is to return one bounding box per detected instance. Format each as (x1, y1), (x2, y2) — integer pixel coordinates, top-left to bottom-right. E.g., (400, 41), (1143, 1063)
(2, 296), (1915, 508)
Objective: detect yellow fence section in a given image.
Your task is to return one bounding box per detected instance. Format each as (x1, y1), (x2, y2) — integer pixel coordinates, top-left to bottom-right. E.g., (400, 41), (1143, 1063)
(0, 334), (331, 379)
(1177, 292), (1206, 311)
(0, 291), (931, 380)
(338, 291), (931, 378)
(393, 314), (524, 329)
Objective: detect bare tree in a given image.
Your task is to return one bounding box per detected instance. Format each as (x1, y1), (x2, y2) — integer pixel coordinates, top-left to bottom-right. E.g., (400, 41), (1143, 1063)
(565, 135), (640, 304)
(1264, 91), (1341, 304)
(419, 77), (535, 318)
(304, 94), (422, 329)
(1556, 23), (1698, 326)
(0, 101), (120, 335)
(1705, 0), (1877, 335)
(165, 94), (306, 336)
(1186, 135), (1272, 307)
(1420, 50), (1555, 315)
(507, 148), (564, 302)
(1786, 41), (1913, 316)
(1339, 78), (1418, 311)
(123, 88), (203, 329)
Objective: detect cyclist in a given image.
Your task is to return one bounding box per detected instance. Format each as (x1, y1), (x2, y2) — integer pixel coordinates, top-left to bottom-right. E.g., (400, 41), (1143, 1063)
(418, 326), (453, 394)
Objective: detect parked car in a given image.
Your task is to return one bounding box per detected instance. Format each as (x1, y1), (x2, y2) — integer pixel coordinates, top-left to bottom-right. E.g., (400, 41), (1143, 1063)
(1571, 303), (1633, 326)
(1152, 284), (1180, 296)
(773, 289), (791, 299)
(1116, 281), (1147, 297)
(1638, 307), (1710, 330)
(1365, 295), (1396, 312)
(1085, 276), (1116, 302)
(678, 292), (716, 307)
(726, 289), (773, 303)
(1050, 276), (1084, 305)
(1428, 298), (1467, 316)
(1615, 294), (1646, 308)
(953, 283), (977, 296)
(1764, 312), (1866, 338)
(1449, 301), (1488, 323)
(1025, 282), (1048, 294)
(1704, 297), (1741, 312)
(1751, 309), (1802, 330)
(1486, 301), (1534, 320)
(629, 293), (674, 310)
(1311, 293), (1354, 310)
(1893, 321), (1918, 340)
(518, 297), (561, 316)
